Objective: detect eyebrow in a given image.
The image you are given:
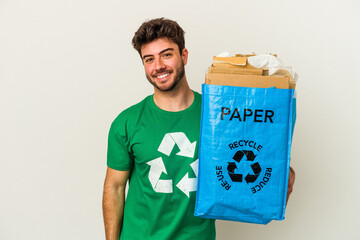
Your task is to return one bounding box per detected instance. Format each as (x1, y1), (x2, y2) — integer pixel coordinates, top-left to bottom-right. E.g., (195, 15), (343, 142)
(142, 48), (174, 60)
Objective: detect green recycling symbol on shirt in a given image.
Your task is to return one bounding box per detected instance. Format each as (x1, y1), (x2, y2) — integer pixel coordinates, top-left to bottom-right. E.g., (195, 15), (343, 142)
(146, 132), (198, 197)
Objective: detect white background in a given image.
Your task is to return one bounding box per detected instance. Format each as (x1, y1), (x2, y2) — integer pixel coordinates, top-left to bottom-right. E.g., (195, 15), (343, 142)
(1, 0), (359, 239)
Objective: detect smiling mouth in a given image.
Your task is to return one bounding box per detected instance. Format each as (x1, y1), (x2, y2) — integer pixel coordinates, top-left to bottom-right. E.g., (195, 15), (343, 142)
(155, 73), (170, 79)
(153, 70), (173, 80)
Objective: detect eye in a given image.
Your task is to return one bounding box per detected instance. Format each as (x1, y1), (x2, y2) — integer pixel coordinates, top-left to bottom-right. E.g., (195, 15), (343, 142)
(144, 57), (153, 63)
(162, 52), (173, 58)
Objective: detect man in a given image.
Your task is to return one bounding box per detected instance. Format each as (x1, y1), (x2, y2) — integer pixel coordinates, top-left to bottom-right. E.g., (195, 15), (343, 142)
(102, 18), (295, 240)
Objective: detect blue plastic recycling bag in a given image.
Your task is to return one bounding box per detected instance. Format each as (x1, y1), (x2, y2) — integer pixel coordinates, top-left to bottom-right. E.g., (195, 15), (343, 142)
(195, 84), (296, 224)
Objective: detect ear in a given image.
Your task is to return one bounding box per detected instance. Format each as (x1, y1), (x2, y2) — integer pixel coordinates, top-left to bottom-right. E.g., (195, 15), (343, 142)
(181, 48), (188, 65)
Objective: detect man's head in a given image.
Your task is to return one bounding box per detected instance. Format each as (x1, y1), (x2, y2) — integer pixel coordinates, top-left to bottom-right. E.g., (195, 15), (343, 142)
(132, 18), (185, 57)
(132, 18), (188, 92)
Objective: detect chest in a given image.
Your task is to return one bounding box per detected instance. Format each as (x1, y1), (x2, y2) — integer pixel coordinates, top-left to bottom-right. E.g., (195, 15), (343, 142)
(129, 111), (201, 181)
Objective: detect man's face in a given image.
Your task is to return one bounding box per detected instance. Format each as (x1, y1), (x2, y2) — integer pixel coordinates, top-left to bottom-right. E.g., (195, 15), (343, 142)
(140, 38), (188, 92)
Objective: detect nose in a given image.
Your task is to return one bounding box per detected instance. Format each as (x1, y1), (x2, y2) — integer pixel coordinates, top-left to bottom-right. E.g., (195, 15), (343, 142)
(154, 58), (165, 72)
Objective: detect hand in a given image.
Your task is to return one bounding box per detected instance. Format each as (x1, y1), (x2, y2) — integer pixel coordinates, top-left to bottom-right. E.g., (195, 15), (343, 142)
(286, 166), (295, 204)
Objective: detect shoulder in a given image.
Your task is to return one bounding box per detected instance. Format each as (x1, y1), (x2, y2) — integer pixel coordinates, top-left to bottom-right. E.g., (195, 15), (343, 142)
(193, 90), (202, 106)
(194, 91), (202, 99)
(110, 95), (151, 131)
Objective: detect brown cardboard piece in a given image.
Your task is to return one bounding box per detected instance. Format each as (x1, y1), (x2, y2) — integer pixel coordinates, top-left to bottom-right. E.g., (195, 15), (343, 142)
(213, 56), (247, 66)
(208, 66), (263, 76)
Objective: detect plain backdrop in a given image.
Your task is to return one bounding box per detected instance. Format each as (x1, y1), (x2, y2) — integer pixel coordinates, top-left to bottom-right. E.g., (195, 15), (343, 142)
(1, 0), (359, 239)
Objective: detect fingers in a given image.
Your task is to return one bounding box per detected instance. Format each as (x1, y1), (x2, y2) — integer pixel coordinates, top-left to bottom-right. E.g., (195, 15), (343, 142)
(286, 166), (295, 204)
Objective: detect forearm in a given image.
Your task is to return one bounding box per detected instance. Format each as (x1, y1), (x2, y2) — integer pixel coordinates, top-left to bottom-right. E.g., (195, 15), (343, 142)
(103, 183), (125, 240)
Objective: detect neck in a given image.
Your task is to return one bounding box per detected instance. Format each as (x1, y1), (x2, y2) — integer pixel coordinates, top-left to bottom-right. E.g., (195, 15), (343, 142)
(153, 77), (194, 112)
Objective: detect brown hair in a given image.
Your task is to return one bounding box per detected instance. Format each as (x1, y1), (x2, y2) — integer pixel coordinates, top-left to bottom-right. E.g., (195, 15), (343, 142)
(132, 18), (185, 56)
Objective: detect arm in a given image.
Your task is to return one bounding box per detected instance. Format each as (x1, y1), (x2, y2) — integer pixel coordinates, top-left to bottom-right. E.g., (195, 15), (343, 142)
(102, 167), (130, 240)
(286, 166), (295, 204)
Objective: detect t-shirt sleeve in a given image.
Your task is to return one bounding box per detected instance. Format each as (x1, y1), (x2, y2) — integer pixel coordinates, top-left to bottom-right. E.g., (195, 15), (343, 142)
(107, 116), (133, 171)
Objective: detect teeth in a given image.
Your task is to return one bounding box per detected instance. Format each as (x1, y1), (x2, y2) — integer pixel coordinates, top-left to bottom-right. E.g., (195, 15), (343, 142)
(156, 73), (169, 79)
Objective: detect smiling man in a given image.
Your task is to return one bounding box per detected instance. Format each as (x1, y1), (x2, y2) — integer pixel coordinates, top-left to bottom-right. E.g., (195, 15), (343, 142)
(102, 18), (295, 240)
(102, 18), (215, 240)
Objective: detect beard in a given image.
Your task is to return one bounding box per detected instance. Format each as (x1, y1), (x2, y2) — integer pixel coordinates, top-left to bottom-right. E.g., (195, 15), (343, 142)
(146, 61), (185, 92)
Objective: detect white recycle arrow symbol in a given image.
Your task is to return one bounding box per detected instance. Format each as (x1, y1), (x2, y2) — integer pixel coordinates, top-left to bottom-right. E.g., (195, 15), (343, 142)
(157, 132), (196, 158)
(176, 159), (198, 197)
(147, 157), (173, 193)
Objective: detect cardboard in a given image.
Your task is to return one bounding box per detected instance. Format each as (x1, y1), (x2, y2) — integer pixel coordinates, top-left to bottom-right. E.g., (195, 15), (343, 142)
(206, 54), (296, 89)
(213, 56), (247, 66)
(208, 66), (263, 76)
(211, 62), (258, 68)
